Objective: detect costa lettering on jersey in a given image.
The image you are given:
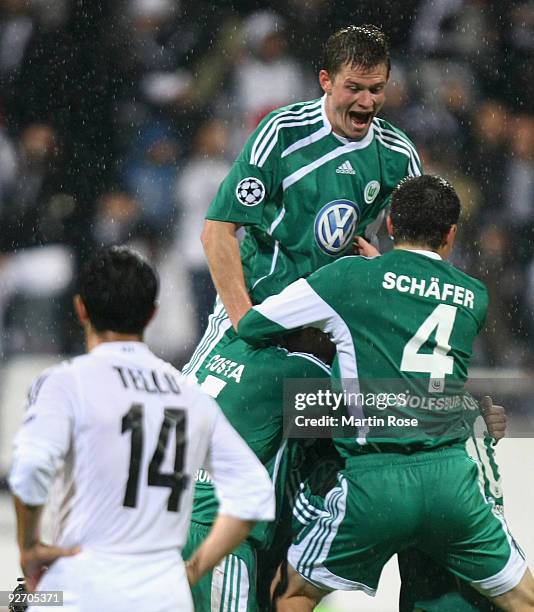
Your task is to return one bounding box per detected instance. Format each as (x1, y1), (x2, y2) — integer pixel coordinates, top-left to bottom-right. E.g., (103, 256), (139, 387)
(205, 354), (245, 382)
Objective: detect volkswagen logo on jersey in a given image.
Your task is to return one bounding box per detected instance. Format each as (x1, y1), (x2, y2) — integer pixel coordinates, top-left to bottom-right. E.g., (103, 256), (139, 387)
(314, 199), (361, 256)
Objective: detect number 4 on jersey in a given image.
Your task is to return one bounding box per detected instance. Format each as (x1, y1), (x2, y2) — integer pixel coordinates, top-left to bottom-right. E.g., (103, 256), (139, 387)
(121, 404), (189, 512)
(400, 304), (458, 387)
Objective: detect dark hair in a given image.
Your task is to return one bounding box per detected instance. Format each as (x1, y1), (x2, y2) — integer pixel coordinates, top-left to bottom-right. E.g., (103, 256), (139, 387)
(79, 246), (158, 334)
(322, 25), (390, 77)
(390, 175), (461, 250)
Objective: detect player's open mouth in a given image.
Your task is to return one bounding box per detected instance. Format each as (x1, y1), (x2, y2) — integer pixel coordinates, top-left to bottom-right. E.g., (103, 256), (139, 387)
(349, 111), (372, 129)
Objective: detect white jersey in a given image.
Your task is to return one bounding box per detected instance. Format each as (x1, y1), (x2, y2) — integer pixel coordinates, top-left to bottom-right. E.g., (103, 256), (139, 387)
(9, 341), (274, 557)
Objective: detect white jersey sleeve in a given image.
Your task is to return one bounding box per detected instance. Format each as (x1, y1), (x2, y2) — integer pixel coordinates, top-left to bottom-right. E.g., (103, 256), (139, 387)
(9, 365), (75, 506)
(205, 403), (275, 522)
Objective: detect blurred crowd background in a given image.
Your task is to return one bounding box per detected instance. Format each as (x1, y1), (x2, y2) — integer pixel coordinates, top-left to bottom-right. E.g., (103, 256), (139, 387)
(0, 0), (533, 369)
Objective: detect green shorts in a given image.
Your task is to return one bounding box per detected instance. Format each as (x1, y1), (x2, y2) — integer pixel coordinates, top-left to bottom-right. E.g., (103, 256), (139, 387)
(183, 522), (257, 612)
(399, 432), (504, 612)
(288, 445), (526, 598)
(398, 548), (500, 612)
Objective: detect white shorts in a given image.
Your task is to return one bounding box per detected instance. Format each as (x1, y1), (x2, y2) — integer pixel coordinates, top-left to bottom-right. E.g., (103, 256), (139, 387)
(29, 549), (193, 612)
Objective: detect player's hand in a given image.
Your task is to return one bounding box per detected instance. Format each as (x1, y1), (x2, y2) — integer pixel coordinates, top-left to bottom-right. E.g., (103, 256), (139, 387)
(480, 396), (507, 442)
(20, 542), (81, 591)
(353, 236), (380, 258)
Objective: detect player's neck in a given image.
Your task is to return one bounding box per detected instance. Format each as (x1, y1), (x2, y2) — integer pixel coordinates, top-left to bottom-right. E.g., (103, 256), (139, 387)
(394, 243), (449, 260)
(86, 329), (144, 352)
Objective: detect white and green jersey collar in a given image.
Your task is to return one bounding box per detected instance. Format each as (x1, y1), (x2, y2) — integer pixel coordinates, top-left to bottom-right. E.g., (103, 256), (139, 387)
(398, 248), (442, 260)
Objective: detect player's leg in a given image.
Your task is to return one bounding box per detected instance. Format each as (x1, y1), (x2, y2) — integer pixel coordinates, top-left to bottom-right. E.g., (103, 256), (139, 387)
(256, 527), (292, 610)
(271, 562), (329, 611)
(276, 456), (422, 606)
(491, 568), (534, 610)
(398, 548), (500, 611)
(255, 439), (304, 611)
(260, 439), (343, 611)
(183, 521), (257, 611)
(398, 426), (505, 612)
(418, 447), (530, 610)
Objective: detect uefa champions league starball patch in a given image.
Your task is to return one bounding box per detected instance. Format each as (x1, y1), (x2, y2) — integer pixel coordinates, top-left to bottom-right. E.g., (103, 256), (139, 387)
(235, 177), (266, 207)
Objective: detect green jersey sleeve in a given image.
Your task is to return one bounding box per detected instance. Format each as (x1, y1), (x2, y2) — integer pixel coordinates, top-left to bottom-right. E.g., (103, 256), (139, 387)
(237, 258), (353, 345)
(205, 110), (285, 226)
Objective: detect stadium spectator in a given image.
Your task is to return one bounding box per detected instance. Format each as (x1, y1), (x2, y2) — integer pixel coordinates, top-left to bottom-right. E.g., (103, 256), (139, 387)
(379, 61), (410, 129)
(468, 99), (510, 216)
(91, 190), (140, 248)
(409, 0), (499, 64)
(1, 123), (71, 251)
(472, 225), (524, 367)
(0, 121), (16, 214)
(239, 9), (310, 123)
(507, 0), (534, 109)
(0, 245), (73, 356)
(0, 122), (74, 355)
(174, 117), (230, 342)
(0, 0), (36, 84)
(228, 9), (312, 151)
(111, 0), (238, 132)
(122, 120), (179, 244)
(506, 114), (534, 230)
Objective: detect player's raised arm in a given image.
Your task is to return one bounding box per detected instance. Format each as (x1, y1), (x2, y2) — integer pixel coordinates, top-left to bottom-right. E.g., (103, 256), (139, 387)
(186, 401), (274, 585)
(201, 219), (252, 329)
(200, 107), (281, 330)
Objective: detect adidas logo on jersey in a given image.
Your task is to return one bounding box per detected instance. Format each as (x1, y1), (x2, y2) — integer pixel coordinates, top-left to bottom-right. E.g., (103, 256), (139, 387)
(336, 161), (356, 175)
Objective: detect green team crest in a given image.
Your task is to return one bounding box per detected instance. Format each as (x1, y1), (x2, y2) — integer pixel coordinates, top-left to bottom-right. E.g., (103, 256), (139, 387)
(364, 180), (381, 204)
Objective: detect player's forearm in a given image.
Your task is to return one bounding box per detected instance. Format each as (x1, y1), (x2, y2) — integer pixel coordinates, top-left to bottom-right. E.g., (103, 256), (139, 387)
(186, 515), (254, 585)
(14, 496), (80, 593)
(14, 497), (42, 550)
(201, 220), (252, 329)
(237, 307), (289, 346)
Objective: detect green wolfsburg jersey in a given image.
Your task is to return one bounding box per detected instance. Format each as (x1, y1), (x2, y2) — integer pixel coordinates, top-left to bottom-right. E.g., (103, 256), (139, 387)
(190, 336), (330, 548)
(238, 250), (489, 456)
(206, 96), (422, 303)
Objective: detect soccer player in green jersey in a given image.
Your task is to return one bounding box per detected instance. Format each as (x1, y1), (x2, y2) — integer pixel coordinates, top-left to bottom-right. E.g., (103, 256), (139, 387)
(182, 333), (331, 611)
(183, 24), (421, 380)
(182, 25), (421, 607)
(238, 176), (534, 610)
